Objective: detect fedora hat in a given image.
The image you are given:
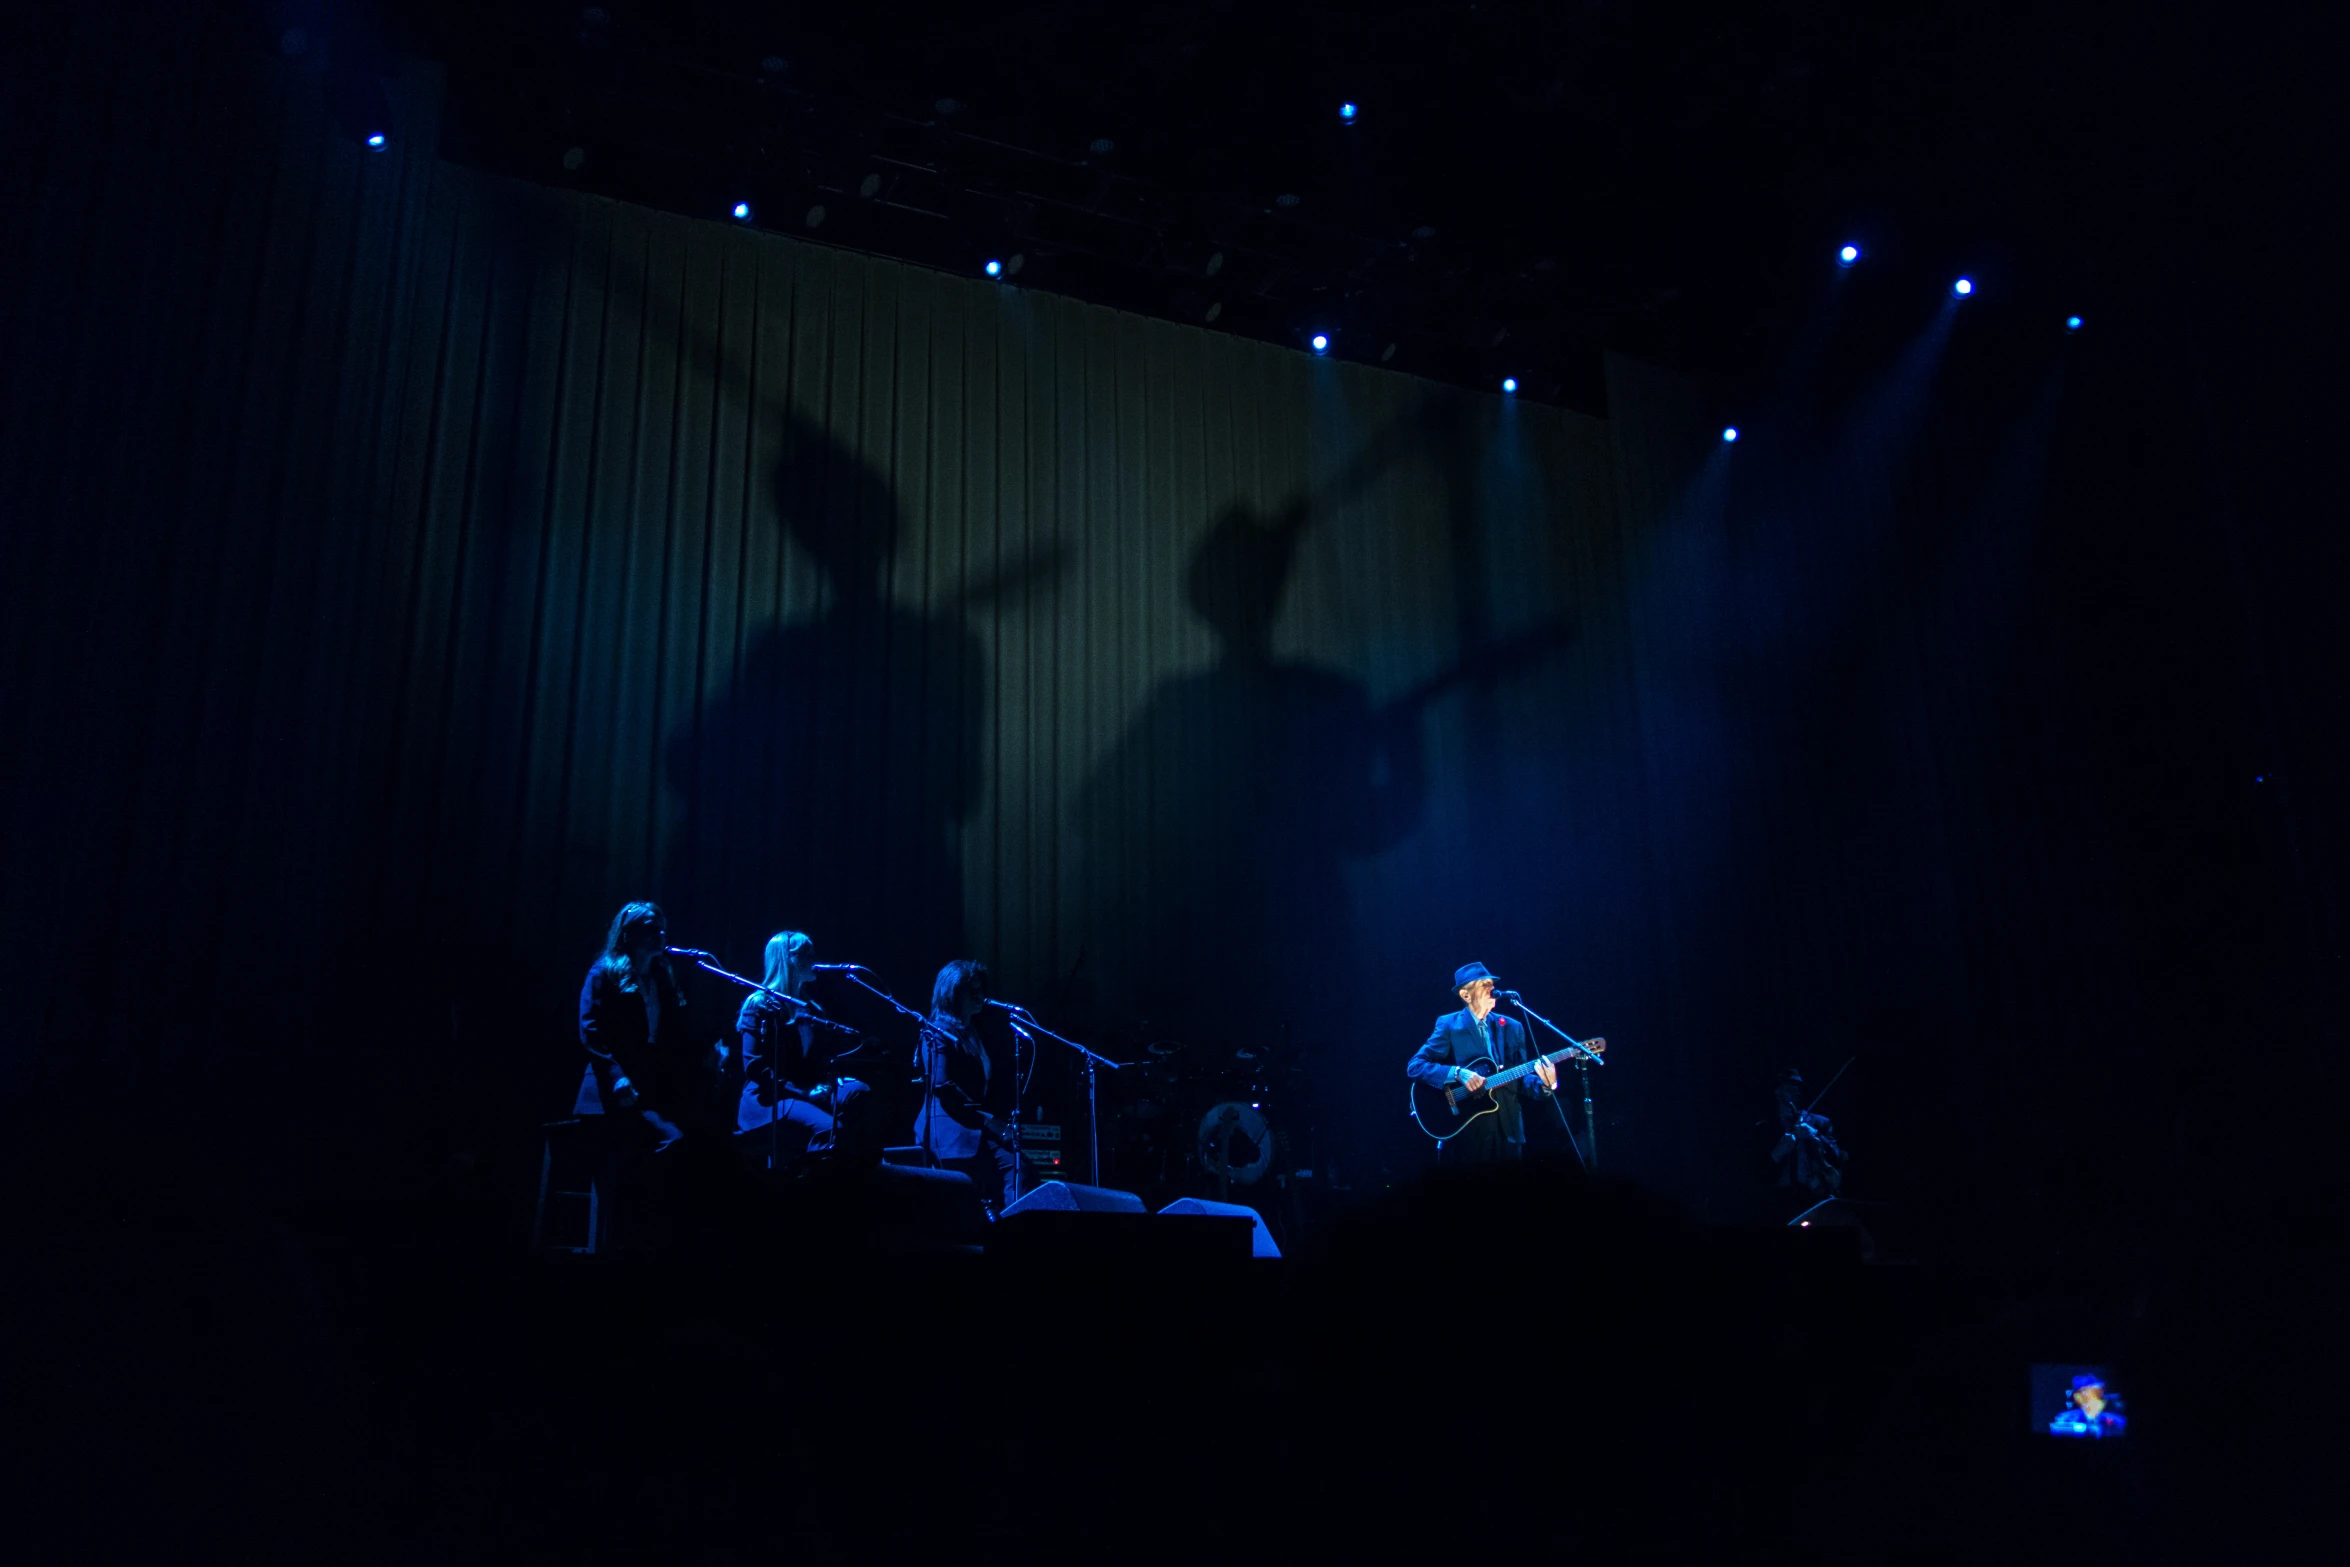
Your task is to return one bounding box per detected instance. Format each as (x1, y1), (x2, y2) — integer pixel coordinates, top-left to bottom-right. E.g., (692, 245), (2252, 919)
(1452, 961), (1500, 992)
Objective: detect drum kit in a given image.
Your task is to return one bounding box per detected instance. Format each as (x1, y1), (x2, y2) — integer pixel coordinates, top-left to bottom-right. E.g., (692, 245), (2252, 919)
(1112, 1037), (1302, 1195)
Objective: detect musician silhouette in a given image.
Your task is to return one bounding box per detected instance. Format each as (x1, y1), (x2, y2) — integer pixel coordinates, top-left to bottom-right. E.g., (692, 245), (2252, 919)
(666, 415), (989, 984)
(1073, 499), (1428, 1045)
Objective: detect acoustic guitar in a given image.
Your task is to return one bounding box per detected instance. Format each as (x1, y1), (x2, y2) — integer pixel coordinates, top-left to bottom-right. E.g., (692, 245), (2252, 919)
(1409, 1040), (1606, 1142)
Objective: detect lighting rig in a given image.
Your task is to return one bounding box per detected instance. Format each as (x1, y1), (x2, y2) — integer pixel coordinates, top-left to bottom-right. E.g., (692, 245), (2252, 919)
(408, 7), (2095, 408)
(425, 17), (1628, 410)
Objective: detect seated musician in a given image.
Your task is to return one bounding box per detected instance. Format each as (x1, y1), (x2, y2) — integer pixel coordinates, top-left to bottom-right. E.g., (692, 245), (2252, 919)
(579, 901), (699, 1151)
(735, 930), (865, 1165)
(913, 959), (1022, 1211)
(579, 900), (734, 1250)
(1406, 962), (1582, 1163)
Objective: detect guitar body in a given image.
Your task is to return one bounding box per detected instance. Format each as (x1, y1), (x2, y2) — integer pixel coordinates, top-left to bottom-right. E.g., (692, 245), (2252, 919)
(1407, 1039), (1604, 1141)
(1409, 1055), (1505, 1141)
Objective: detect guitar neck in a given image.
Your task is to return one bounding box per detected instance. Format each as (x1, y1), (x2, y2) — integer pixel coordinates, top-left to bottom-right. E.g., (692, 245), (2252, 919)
(1484, 1045), (1590, 1086)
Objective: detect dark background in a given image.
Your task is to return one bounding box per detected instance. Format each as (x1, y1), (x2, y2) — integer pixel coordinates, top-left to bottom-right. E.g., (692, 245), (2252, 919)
(2, 1), (2340, 1555)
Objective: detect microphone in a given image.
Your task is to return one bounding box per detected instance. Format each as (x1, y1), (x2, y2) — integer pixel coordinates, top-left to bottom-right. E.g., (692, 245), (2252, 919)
(810, 963), (869, 973)
(1498, 989), (1523, 1002)
(982, 998), (1032, 1015)
(665, 947), (718, 962)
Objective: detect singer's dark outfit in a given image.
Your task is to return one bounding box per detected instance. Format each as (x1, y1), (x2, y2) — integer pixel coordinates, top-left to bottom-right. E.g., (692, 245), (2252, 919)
(914, 1012), (1020, 1208)
(736, 990), (867, 1164)
(1407, 1007), (1552, 1163)
(579, 956), (730, 1251)
(579, 958), (701, 1150)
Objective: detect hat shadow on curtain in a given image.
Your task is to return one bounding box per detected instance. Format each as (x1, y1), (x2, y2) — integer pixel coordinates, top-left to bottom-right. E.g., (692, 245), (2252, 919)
(1073, 498), (1429, 1056)
(1071, 402), (1576, 1148)
(665, 413), (1003, 991)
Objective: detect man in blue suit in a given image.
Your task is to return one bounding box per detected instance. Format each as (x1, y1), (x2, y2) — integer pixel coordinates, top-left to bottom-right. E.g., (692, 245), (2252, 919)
(1408, 962), (1564, 1163)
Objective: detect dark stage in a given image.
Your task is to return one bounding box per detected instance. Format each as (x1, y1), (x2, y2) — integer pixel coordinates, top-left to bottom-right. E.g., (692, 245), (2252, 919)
(20, 1164), (2162, 1562)
(2, 2), (2341, 1559)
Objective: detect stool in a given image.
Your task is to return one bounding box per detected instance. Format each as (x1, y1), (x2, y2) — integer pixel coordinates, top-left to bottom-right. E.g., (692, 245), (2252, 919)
(531, 1116), (608, 1255)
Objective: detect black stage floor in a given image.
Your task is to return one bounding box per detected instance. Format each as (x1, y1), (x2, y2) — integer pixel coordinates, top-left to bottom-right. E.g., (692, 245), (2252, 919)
(17, 1163), (2180, 1562)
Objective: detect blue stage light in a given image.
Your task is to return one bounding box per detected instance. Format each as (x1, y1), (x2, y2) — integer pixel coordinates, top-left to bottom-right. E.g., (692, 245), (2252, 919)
(1310, 333), (1330, 354)
(985, 260), (1003, 278)
(1722, 426), (1739, 443)
(1838, 243), (1859, 266)
(1501, 377), (1518, 394)
(1339, 102), (1358, 122)
(1953, 277), (1974, 297)
(2066, 315), (2083, 331)
(366, 132), (387, 149)
(732, 201), (752, 221)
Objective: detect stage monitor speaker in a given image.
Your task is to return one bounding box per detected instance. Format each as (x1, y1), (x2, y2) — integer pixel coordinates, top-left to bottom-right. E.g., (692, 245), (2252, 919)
(1156, 1198), (1281, 1258)
(1000, 1180), (1146, 1216)
(865, 1162), (988, 1251)
(778, 1162), (986, 1253)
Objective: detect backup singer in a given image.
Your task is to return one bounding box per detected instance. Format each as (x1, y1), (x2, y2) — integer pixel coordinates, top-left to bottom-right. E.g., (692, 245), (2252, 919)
(578, 900), (701, 1151)
(1406, 962), (1560, 1164)
(735, 929), (865, 1161)
(913, 959), (1022, 1210)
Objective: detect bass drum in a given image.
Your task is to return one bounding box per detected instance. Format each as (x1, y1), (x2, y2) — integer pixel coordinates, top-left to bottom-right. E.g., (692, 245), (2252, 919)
(1196, 1101), (1276, 1186)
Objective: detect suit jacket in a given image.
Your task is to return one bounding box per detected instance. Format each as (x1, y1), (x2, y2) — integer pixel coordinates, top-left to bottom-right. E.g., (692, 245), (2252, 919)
(1408, 1006), (1549, 1146)
(1408, 1006), (1539, 1079)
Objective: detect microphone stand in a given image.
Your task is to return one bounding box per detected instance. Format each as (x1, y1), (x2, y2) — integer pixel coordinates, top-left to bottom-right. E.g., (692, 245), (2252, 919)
(831, 968), (944, 1169)
(1002, 1015), (1029, 1201)
(991, 1002), (1126, 1188)
(675, 953), (856, 1174)
(1504, 992), (1603, 1173)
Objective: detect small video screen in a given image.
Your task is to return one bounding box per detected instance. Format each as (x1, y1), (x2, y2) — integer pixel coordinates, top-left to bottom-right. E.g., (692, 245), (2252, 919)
(2032, 1364), (2127, 1439)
